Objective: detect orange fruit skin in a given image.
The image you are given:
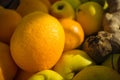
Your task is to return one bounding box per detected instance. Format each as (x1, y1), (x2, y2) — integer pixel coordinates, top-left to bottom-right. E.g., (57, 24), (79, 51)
(0, 42), (18, 80)
(49, 0), (60, 4)
(59, 18), (84, 51)
(16, 0), (48, 17)
(10, 11), (65, 72)
(38, 0), (51, 9)
(0, 8), (21, 44)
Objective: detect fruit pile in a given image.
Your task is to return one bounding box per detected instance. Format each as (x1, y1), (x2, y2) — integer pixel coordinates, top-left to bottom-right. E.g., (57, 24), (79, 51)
(0, 0), (120, 80)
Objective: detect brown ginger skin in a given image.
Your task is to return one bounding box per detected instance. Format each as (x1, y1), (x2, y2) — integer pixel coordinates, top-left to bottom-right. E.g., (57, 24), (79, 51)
(107, 0), (120, 12)
(103, 0), (120, 52)
(83, 31), (112, 64)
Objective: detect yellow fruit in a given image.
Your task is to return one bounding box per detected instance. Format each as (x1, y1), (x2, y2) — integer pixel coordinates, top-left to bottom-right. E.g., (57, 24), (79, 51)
(0, 42), (18, 80)
(76, 2), (103, 35)
(10, 11), (65, 72)
(17, 0), (48, 17)
(59, 18), (84, 51)
(14, 69), (35, 80)
(0, 8), (21, 44)
(50, 1), (75, 19)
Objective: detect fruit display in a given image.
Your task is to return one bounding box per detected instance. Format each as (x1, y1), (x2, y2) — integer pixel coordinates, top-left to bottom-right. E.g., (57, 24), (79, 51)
(0, 0), (120, 80)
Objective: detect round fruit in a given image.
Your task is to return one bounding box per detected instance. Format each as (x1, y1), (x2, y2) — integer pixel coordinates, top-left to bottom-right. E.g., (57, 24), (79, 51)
(16, 0), (48, 17)
(0, 8), (21, 44)
(28, 70), (64, 80)
(0, 42), (18, 80)
(59, 18), (84, 51)
(62, 0), (81, 10)
(76, 2), (103, 35)
(72, 66), (120, 80)
(50, 1), (75, 19)
(53, 49), (94, 80)
(49, 0), (60, 4)
(10, 11), (65, 72)
(38, 0), (51, 9)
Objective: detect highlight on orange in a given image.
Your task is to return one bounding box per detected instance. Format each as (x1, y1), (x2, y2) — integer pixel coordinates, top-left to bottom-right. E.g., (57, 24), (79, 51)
(59, 18), (84, 51)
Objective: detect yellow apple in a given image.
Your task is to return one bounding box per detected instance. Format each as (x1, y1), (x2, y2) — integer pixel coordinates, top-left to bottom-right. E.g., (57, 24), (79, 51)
(28, 70), (64, 80)
(76, 1), (104, 35)
(53, 49), (95, 80)
(50, 0), (75, 19)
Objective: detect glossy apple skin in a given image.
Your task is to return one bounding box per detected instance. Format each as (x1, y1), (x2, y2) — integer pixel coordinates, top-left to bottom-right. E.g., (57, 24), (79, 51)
(50, 0), (75, 19)
(28, 70), (64, 80)
(53, 49), (95, 80)
(76, 2), (104, 35)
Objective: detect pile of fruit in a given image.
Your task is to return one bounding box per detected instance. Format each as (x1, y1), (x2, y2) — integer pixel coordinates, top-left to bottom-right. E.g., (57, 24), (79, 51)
(0, 0), (120, 80)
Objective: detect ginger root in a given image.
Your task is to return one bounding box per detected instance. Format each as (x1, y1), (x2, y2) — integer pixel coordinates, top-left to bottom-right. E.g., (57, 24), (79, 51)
(83, 31), (112, 64)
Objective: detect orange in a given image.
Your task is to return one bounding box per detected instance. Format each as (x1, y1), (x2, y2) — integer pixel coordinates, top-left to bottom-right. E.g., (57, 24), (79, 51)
(10, 11), (65, 72)
(0, 42), (18, 80)
(0, 8), (21, 44)
(16, 0), (48, 17)
(38, 0), (51, 9)
(59, 18), (84, 51)
(14, 69), (35, 80)
(49, 0), (60, 4)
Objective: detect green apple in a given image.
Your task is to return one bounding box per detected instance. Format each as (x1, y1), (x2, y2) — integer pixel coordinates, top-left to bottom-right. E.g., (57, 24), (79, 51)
(50, 0), (75, 19)
(28, 70), (64, 80)
(76, 1), (104, 35)
(102, 53), (120, 72)
(53, 49), (95, 80)
(72, 65), (120, 80)
(62, 0), (81, 10)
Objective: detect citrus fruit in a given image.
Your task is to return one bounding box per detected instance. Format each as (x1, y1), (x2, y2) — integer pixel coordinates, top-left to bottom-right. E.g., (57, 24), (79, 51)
(10, 11), (65, 72)
(0, 42), (18, 80)
(59, 18), (84, 51)
(16, 0), (48, 17)
(0, 8), (21, 44)
(39, 0), (51, 9)
(49, 0), (60, 4)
